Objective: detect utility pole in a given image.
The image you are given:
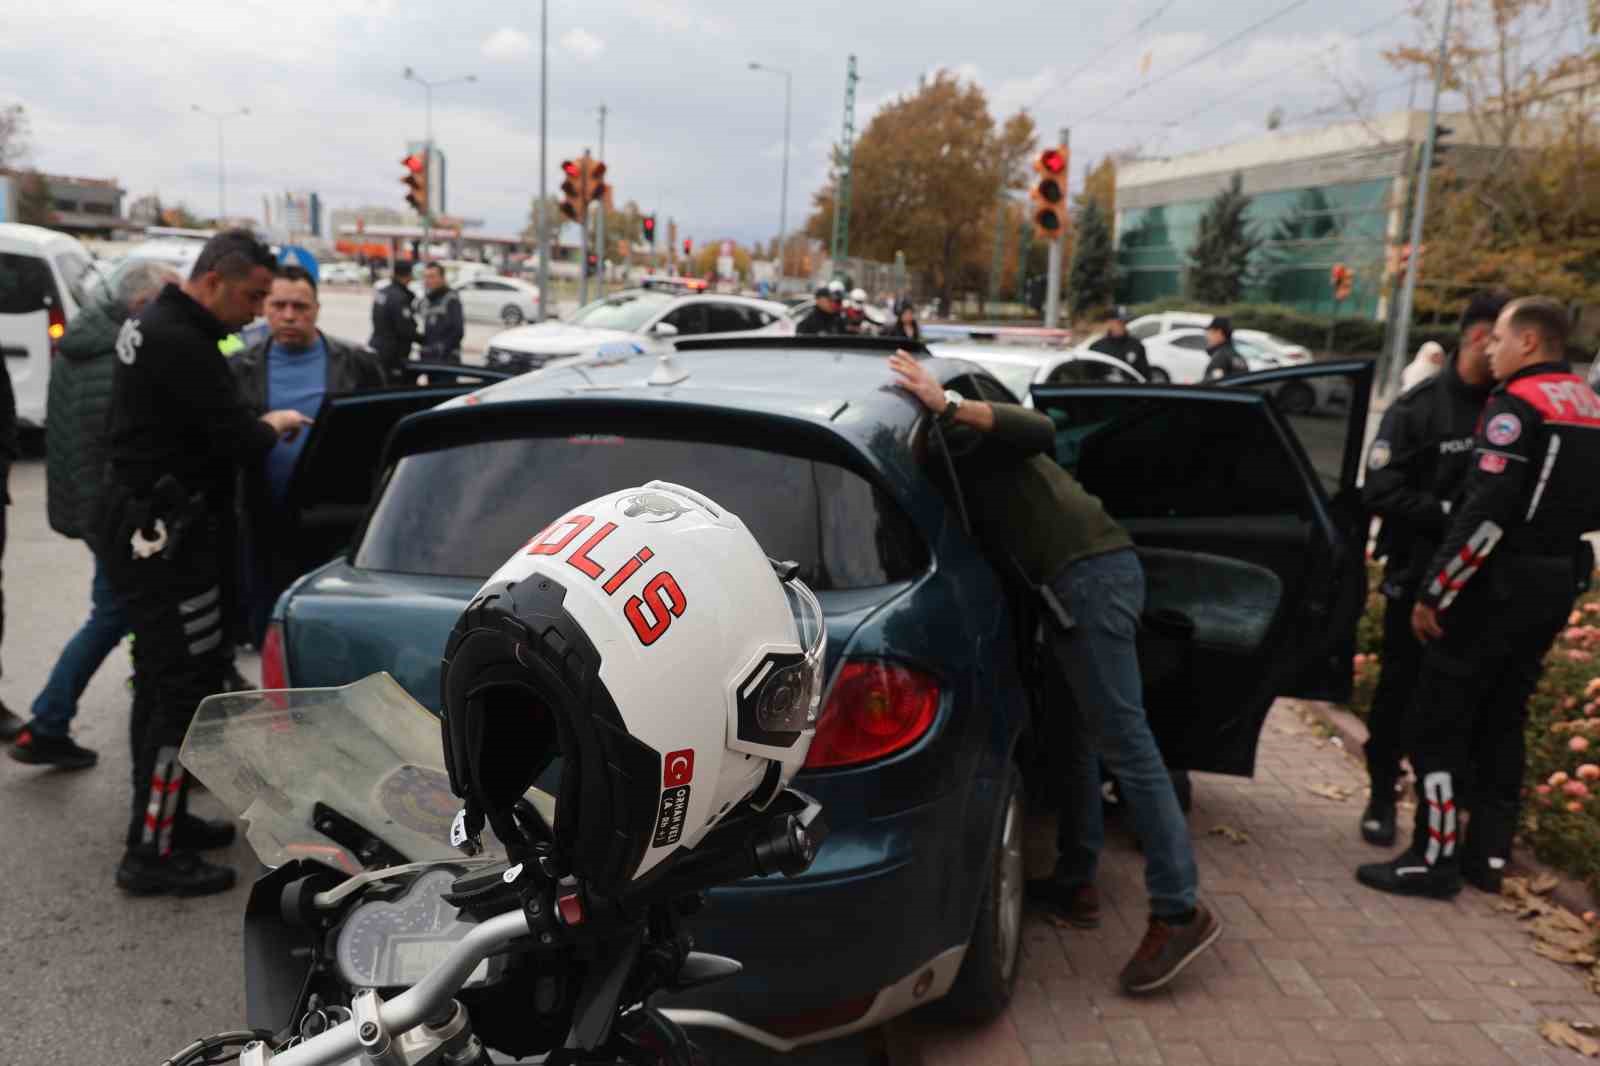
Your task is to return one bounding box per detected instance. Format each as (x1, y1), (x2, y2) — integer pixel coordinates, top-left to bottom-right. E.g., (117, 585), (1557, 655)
(1044, 127), (1070, 329)
(537, 0), (550, 320)
(830, 55), (859, 271)
(190, 105), (249, 222)
(748, 62), (793, 285)
(596, 104), (607, 297)
(1386, 0), (1453, 397)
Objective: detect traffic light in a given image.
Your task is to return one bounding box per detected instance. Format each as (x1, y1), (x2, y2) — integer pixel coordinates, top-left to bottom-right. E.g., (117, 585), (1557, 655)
(642, 214), (656, 246)
(683, 238), (693, 257)
(402, 152), (427, 214)
(559, 159), (583, 223)
(585, 159), (609, 207)
(1030, 147), (1068, 242)
(1430, 124), (1454, 169)
(585, 252), (598, 277)
(1330, 263), (1353, 303)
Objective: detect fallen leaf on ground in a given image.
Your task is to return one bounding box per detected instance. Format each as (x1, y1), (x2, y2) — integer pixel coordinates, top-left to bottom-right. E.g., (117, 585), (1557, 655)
(1539, 1020), (1600, 1056)
(1532, 873), (1561, 895)
(1306, 783), (1354, 801)
(1533, 940), (1597, 966)
(1208, 825), (1250, 845)
(1531, 910), (1593, 943)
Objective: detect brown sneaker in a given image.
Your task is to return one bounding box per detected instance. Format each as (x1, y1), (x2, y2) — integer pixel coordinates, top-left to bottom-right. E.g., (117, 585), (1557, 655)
(1120, 901), (1222, 993)
(1026, 879), (1101, 928)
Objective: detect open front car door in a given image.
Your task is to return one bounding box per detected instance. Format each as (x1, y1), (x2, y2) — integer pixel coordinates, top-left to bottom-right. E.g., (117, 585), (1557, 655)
(1030, 360), (1372, 775)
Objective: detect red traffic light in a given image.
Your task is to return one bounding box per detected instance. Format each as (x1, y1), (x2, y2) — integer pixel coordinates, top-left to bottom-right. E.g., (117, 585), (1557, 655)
(562, 160), (580, 178)
(1038, 148), (1066, 175)
(402, 153), (425, 173)
(683, 238), (692, 255)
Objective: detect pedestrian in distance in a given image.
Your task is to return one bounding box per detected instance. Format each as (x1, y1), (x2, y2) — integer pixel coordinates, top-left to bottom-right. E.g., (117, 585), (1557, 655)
(1201, 316), (1248, 383)
(889, 348), (1221, 994)
(6, 263), (180, 770)
(231, 265), (384, 647)
(103, 229), (314, 897)
(1402, 340), (1448, 391)
(884, 298), (921, 342)
(1358, 297), (1600, 899)
(795, 286), (845, 336)
(1356, 290), (1507, 846)
(417, 261), (465, 364)
(1089, 306), (1153, 380)
(369, 259), (417, 380)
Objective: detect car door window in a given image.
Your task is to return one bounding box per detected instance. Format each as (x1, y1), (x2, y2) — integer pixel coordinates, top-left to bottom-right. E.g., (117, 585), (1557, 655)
(661, 304), (709, 335)
(1170, 334), (1208, 350)
(706, 304), (757, 333)
(1129, 320), (1161, 340)
(0, 253), (57, 313)
(1046, 360), (1137, 385)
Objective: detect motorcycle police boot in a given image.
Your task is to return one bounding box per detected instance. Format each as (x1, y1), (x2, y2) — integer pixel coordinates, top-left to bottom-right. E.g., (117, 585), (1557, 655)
(1360, 774), (1398, 846)
(1459, 803), (1514, 895)
(1356, 772), (1462, 899)
(116, 848), (236, 897)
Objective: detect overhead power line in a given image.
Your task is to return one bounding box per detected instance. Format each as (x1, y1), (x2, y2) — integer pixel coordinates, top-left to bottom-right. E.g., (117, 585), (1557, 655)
(1022, 0), (1178, 113)
(1072, 0), (1316, 125)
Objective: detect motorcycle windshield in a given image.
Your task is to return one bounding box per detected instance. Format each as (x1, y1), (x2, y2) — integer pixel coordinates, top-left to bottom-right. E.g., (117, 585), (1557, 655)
(180, 673), (529, 873)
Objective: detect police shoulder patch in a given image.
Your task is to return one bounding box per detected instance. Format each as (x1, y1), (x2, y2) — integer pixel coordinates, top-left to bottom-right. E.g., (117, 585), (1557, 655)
(1368, 439), (1392, 470)
(1486, 412), (1522, 447)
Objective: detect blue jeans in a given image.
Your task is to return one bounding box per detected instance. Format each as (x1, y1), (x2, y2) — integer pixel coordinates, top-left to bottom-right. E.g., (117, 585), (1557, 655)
(30, 552), (130, 736)
(1047, 548), (1198, 919)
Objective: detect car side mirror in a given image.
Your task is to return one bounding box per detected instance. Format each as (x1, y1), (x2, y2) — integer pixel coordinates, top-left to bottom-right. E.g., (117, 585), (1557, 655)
(651, 321), (680, 338)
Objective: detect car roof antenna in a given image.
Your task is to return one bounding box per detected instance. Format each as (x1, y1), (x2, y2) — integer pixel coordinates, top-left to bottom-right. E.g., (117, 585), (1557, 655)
(648, 352), (690, 386)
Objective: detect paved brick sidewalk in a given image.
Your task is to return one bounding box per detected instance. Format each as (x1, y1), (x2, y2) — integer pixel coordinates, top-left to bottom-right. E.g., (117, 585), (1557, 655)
(892, 701), (1600, 1065)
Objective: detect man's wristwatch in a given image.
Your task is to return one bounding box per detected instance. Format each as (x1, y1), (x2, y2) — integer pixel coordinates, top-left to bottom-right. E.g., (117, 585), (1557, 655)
(940, 389), (964, 421)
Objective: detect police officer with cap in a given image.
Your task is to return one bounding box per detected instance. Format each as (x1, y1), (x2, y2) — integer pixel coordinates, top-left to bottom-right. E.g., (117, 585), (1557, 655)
(369, 259), (417, 381)
(1201, 317), (1248, 382)
(1090, 306), (1152, 380)
(104, 229), (314, 896)
(1357, 290), (1506, 846)
(796, 285), (845, 336)
(1358, 297), (1600, 898)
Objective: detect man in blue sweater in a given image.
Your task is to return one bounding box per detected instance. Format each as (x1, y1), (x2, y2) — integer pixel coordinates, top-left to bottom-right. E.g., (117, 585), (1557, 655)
(231, 266), (383, 644)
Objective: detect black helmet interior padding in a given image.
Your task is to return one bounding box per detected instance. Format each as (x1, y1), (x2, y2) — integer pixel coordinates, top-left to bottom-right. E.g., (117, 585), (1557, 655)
(441, 575), (662, 894)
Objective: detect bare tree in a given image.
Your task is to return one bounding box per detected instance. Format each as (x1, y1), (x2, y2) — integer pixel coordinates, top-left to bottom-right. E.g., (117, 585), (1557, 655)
(0, 103), (29, 169)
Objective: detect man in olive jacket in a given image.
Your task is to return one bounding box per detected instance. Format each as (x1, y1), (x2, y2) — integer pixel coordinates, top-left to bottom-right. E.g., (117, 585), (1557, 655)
(231, 266), (384, 645)
(8, 263), (177, 769)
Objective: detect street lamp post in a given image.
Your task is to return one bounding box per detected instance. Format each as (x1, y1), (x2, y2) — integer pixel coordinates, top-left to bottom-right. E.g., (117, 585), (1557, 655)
(748, 62), (792, 285)
(190, 105), (249, 223)
(402, 66), (477, 220)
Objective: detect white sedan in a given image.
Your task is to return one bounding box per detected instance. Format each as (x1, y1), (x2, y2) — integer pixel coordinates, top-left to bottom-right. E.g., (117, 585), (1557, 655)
(485, 290), (790, 374)
(929, 340), (1144, 407)
(457, 276), (542, 326)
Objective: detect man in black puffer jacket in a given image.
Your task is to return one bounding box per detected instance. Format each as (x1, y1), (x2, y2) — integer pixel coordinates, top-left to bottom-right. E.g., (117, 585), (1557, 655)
(7, 263), (178, 770)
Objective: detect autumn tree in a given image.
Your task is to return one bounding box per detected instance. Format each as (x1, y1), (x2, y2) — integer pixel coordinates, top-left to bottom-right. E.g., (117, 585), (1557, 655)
(15, 171), (53, 226)
(1383, 0), (1600, 318)
(805, 71), (1036, 313)
(1185, 173), (1258, 304)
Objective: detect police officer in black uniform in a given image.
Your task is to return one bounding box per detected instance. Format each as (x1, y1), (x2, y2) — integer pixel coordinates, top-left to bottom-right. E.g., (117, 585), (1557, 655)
(417, 261), (465, 363)
(1201, 316), (1249, 382)
(795, 286), (845, 336)
(1089, 306), (1152, 379)
(104, 230), (314, 896)
(1359, 297), (1600, 899)
(368, 259), (417, 381)
(1357, 291), (1506, 845)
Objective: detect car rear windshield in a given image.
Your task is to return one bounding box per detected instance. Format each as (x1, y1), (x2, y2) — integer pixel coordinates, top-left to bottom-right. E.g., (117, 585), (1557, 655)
(0, 253), (58, 314)
(355, 434), (929, 589)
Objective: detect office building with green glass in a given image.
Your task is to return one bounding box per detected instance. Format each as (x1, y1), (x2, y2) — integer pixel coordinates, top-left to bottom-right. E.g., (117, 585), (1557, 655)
(1115, 111), (1477, 320)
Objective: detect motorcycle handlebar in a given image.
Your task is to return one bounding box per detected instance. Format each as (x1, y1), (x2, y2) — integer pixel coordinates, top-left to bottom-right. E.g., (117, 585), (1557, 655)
(261, 909), (530, 1066)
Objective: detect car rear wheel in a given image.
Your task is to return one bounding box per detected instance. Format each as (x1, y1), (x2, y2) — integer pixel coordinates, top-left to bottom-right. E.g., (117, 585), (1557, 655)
(943, 764), (1024, 1022)
(1147, 367), (1171, 384)
(1276, 381), (1315, 415)
(501, 304), (525, 326)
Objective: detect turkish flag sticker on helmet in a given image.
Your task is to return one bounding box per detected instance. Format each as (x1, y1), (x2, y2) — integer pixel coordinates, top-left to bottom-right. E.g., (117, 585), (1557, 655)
(663, 749), (695, 787)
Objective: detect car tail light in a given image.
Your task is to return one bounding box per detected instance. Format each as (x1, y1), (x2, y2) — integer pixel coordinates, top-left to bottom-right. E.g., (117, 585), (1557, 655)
(47, 303), (66, 356)
(261, 621), (289, 690)
(803, 660), (940, 770)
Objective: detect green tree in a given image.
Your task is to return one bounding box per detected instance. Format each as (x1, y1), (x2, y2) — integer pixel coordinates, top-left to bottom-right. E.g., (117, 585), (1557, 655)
(15, 170), (53, 226)
(1067, 198), (1116, 315)
(1184, 172), (1258, 305)
(805, 70), (1036, 313)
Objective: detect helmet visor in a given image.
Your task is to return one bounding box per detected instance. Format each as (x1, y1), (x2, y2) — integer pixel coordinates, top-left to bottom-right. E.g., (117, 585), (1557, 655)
(751, 577), (827, 736)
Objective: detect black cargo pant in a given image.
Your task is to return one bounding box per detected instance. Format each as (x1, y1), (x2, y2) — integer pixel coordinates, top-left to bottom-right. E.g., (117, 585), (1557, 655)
(1405, 555), (1574, 872)
(1364, 584), (1422, 790)
(103, 494), (231, 856)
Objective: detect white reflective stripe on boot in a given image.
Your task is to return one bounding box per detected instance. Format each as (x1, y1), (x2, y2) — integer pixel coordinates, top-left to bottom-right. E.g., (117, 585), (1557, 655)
(1423, 771), (1457, 865)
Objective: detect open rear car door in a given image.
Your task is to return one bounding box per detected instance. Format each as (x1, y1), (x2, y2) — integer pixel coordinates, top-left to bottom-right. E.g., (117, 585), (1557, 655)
(1029, 360), (1372, 775)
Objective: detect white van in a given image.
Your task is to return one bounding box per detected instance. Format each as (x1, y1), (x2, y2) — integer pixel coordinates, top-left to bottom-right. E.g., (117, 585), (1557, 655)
(0, 223), (97, 429)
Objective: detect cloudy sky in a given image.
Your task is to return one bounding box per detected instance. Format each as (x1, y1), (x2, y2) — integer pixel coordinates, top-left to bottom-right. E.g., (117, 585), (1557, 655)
(0, 0), (1508, 246)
